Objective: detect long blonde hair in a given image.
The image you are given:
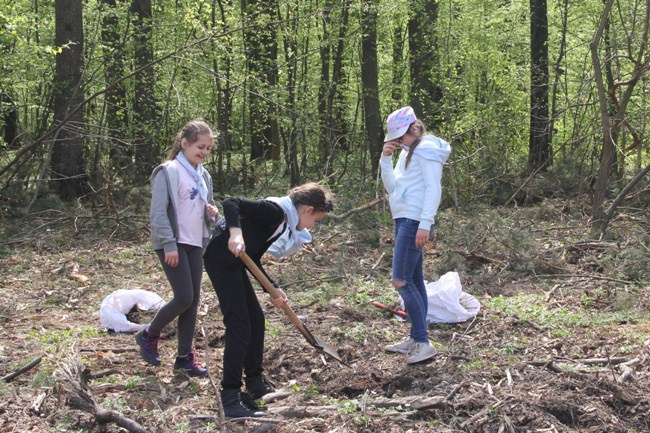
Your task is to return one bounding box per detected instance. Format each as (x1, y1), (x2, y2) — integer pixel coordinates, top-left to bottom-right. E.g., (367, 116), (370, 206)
(167, 119), (217, 160)
(405, 119), (428, 169)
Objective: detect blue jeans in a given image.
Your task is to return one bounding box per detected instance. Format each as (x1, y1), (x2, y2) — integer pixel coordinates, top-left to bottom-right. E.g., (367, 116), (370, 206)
(392, 218), (429, 343)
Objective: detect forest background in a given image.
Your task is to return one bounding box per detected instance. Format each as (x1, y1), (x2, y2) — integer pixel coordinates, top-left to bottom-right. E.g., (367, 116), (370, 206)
(0, 0), (649, 432)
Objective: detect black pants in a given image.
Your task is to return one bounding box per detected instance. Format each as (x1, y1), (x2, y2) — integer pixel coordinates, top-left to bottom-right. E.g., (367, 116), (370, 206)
(151, 244), (203, 356)
(204, 260), (265, 390)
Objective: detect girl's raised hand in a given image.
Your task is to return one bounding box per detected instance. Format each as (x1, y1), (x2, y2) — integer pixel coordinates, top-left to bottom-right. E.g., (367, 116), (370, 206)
(382, 141), (398, 156)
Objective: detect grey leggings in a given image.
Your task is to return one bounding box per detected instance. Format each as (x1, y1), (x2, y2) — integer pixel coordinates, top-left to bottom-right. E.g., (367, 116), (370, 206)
(150, 244), (203, 356)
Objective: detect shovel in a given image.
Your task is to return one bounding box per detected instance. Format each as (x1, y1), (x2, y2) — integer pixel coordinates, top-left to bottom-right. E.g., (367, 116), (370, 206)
(239, 251), (344, 364)
(372, 301), (407, 319)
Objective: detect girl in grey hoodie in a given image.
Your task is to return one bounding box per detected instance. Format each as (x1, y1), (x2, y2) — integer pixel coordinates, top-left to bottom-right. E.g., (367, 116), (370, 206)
(136, 119), (220, 376)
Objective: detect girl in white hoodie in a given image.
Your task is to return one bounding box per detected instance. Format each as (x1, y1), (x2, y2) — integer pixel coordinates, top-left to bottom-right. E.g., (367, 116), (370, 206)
(379, 106), (451, 364)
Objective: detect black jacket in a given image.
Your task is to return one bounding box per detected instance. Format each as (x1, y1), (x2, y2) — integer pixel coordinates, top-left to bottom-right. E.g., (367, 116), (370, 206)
(203, 197), (286, 288)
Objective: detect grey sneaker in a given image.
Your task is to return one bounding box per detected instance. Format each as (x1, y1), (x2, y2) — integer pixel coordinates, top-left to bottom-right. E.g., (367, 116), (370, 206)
(384, 337), (415, 354)
(406, 342), (437, 364)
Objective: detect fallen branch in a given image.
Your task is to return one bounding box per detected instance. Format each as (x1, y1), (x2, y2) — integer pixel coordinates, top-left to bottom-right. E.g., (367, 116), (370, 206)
(544, 284), (561, 302)
(512, 314), (545, 331)
(58, 351), (149, 433)
(267, 404), (338, 418)
(445, 382), (467, 401)
(535, 273), (633, 285)
(328, 198), (382, 220)
(191, 414), (283, 424)
(460, 398), (506, 428)
(526, 360), (566, 374)
(1, 356), (42, 382)
(88, 368), (119, 380)
(557, 356), (630, 366)
(371, 395), (448, 410)
(451, 248), (503, 265)
(261, 389), (293, 404)
(80, 348), (138, 354)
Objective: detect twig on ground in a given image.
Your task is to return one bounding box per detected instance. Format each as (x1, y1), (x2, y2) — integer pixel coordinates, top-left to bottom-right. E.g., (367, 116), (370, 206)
(1, 356), (42, 382)
(371, 252), (385, 270)
(544, 284), (561, 302)
(554, 356), (630, 366)
(88, 368), (119, 380)
(261, 389), (293, 404)
(80, 347), (138, 354)
(463, 315), (480, 335)
(201, 326), (225, 427)
(535, 273), (633, 284)
(445, 382), (466, 401)
(371, 395), (448, 410)
(512, 314), (545, 331)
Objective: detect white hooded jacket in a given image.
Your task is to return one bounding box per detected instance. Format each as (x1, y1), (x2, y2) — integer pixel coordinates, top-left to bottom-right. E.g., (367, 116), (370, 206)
(379, 134), (451, 230)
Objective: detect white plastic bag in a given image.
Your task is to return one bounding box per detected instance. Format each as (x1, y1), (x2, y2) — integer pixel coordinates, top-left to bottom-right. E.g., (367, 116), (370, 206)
(399, 272), (480, 323)
(99, 289), (166, 332)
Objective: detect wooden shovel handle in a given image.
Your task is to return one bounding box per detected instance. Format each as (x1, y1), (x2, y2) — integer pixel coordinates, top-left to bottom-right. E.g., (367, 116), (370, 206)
(239, 252), (316, 344)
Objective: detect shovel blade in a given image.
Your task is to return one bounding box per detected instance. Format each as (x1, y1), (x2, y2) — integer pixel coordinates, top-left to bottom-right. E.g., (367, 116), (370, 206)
(300, 323), (345, 364)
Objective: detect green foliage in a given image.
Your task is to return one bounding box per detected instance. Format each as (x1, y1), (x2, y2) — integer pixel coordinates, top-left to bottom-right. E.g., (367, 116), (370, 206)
(486, 293), (643, 330)
(0, 0), (648, 218)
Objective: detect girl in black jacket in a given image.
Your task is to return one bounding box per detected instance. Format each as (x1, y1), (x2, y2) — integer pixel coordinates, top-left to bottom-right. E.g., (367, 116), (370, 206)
(203, 182), (333, 418)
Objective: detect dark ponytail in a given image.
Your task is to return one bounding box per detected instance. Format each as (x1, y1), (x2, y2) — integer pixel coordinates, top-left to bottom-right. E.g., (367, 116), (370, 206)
(288, 182), (334, 213)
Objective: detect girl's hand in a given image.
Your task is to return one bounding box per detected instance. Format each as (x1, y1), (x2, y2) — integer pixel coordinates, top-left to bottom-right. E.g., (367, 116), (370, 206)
(164, 250), (179, 268)
(206, 204), (220, 217)
(382, 141), (398, 156)
(270, 288), (288, 308)
(228, 228), (245, 256)
(415, 229), (430, 249)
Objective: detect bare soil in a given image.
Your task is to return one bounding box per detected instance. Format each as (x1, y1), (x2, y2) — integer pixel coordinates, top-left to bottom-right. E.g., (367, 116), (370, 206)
(1, 200), (648, 433)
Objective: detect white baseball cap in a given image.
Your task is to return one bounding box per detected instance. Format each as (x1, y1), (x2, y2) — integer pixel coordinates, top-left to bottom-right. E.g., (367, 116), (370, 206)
(384, 106), (417, 142)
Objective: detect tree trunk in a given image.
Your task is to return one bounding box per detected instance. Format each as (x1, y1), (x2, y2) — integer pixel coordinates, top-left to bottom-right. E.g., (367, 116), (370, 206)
(360, 0), (383, 176)
(408, 0), (442, 127)
(590, 0), (616, 234)
(318, 0), (349, 177)
(243, 0), (279, 161)
(281, 1), (301, 186)
(391, 23), (405, 106)
(317, 0), (332, 171)
(592, 0), (649, 235)
(131, 0), (157, 181)
(51, 0), (86, 201)
(212, 0), (234, 195)
(529, 0), (551, 172)
(1, 92), (19, 149)
(101, 0), (131, 176)
(549, 0), (568, 162)
(330, 0), (350, 176)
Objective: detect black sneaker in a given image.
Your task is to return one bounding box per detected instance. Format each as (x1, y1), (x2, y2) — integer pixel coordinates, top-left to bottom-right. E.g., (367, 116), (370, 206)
(221, 389), (265, 418)
(245, 375), (275, 400)
(135, 328), (161, 366)
(239, 392), (261, 411)
(173, 352), (208, 377)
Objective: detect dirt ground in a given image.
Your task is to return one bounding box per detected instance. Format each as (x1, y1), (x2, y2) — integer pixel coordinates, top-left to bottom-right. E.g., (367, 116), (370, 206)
(1, 200), (649, 433)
